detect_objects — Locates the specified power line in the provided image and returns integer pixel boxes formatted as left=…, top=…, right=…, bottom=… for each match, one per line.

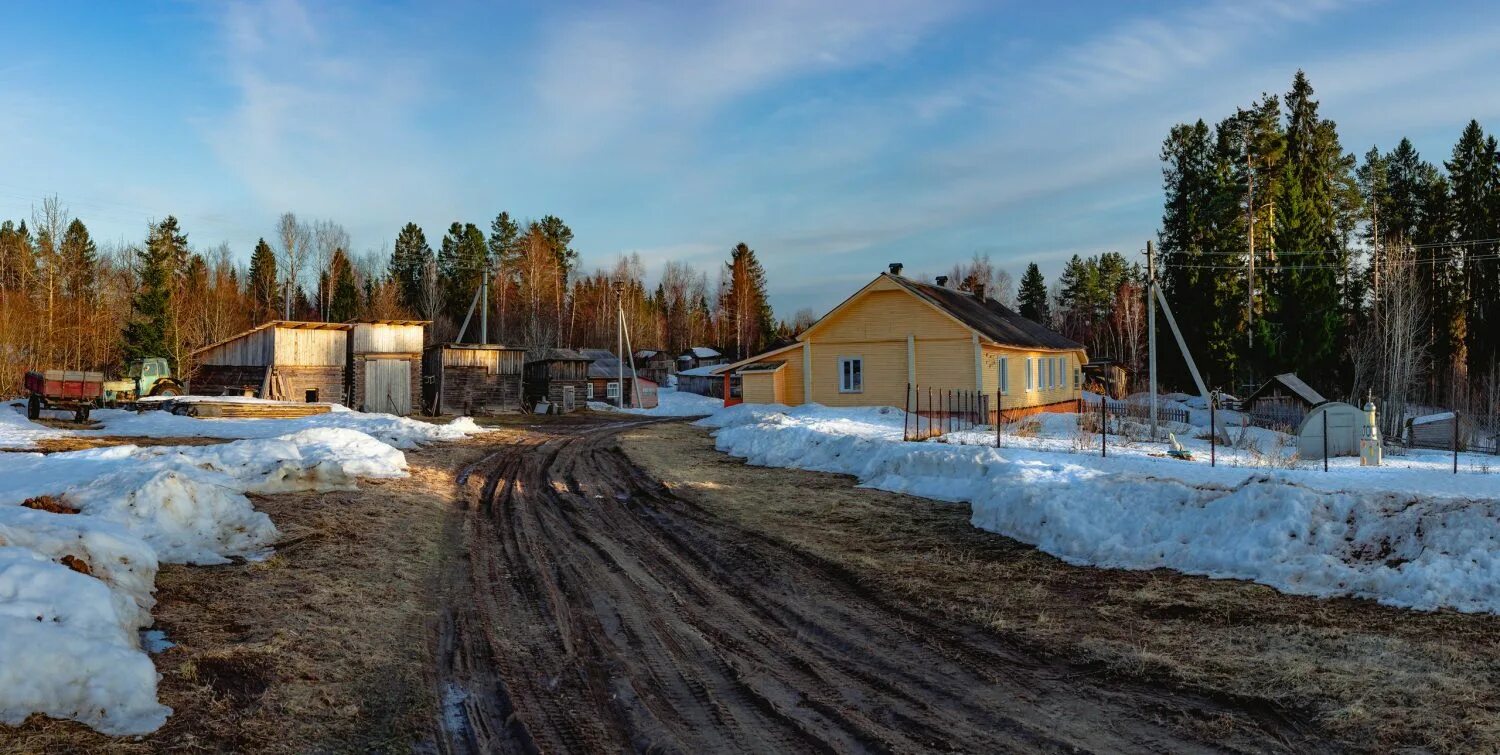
left=1177, top=236, right=1500, bottom=257
left=1164, top=252, right=1500, bottom=271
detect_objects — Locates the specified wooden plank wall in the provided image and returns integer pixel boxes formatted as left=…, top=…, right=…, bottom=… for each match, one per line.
left=274, top=328, right=348, bottom=366
left=197, top=328, right=274, bottom=366
left=352, top=324, right=425, bottom=354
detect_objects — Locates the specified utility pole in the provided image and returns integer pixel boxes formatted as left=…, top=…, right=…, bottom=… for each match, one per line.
left=1246, top=149, right=1255, bottom=350
left=480, top=254, right=490, bottom=346
left=616, top=284, right=625, bottom=407
left=1147, top=239, right=1158, bottom=440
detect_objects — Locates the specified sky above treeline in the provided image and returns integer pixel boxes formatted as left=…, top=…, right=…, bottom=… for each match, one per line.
left=5, top=0, right=1500, bottom=316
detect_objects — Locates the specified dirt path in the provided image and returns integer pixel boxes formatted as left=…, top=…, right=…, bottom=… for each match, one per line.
left=437, top=417, right=1318, bottom=754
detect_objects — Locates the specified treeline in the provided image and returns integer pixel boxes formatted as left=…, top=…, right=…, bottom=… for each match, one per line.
left=0, top=201, right=786, bottom=395
left=1152, top=70, right=1500, bottom=419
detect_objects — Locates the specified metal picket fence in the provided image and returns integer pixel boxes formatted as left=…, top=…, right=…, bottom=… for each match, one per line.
left=903, top=384, right=989, bottom=441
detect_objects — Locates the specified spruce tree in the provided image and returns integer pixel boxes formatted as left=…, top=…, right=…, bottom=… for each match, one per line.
left=1265, top=71, right=1351, bottom=388
left=1447, top=121, right=1500, bottom=382
left=248, top=238, right=280, bottom=324
left=439, top=222, right=489, bottom=324
left=1017, top=262, right=1049, bottom=324
left=724, top=243, right=775, bottom=357
left=327, top=247, right=360, bottom=322
left=59, top=219, right=96, bottom=297
left=390, top=223, right=432, bottom=314
left=122, top=217, right=185, bottom=366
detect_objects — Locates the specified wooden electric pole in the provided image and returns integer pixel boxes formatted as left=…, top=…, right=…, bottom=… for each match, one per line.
left=1147, top=239, right=1158, bottom=439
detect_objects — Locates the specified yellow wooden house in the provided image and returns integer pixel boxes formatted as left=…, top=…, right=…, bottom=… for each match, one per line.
left=716, top=265, right=1087, bottom=418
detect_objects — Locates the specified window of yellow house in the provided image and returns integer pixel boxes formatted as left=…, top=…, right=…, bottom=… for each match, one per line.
left=839, top=357, right=863, bottom=393
left=999, top=356, right=1009, bottom=394
left=1025, top=357, right=1033, bottom=390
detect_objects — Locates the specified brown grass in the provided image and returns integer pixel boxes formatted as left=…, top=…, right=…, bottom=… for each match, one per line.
left=0, top=439, right=490, bottom=754
left=621, top=422, right=1500, bottom=753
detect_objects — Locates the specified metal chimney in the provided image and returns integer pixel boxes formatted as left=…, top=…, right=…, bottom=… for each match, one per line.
left=888, top=263, right=903, bottom=276
left=935, top=275, right=948, bottom=287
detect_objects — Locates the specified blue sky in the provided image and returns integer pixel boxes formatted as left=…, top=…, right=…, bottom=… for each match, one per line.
left=5, top=0, right=1500, bottom=316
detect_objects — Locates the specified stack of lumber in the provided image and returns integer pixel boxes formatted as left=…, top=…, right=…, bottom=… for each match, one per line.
left=168, top=400, right=333, bottom=419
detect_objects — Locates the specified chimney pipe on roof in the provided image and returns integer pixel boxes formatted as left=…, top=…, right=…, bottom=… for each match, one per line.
left=888, top=262, right=903, bottom=276
left=935, top=275, right=949, bottom=287
left=974, top=282, right=986, bottom=300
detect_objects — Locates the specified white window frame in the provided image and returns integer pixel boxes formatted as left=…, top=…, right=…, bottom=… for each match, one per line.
left=1047, top=357, right=1055, bottom=389
left=606, top=382, right=620, bottom=399
left=838, top=356, right=863, bottom=393
left=1025, top=358, right=1033, bottom=391
left=586, top=382, right=595, bottom=400
left=1073, top=365, right=1081, bottom=389
left=999, top=357, right=1009, bottom=395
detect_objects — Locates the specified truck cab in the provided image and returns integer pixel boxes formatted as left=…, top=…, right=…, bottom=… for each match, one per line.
left=103, top=357, right=183, bottom=404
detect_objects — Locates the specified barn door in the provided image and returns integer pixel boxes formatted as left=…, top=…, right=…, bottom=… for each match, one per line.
left=367, top=359, right=411, bottom=415
left=562, top=385, right=576, bottom=412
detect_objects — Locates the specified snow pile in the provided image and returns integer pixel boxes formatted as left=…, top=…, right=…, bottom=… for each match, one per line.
left=83, top=406, right=486, bottom=449
left=703, top=404, right=1500, bottom=614
left=0, top=402, right=70, bottom=449
left=0, top=548, right=170, bottom=734
left=602, top=387, right=724, bottom=417
left=0, top=425, right=420, bottom=734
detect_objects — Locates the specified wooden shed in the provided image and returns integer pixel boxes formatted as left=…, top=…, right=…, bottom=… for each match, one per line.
left=1406, top=411, right=1480, bottom=451
left=191, top=321, right=351, bottom=403
left=523, top=349, right=593, bottom=413
left=347, top=320, right=427, bottom=415
left=1243, top=373, right=1327, bottom=429
left=423, top=343, right=526, bottom=416
left=633, top=349, right=675, bottom=386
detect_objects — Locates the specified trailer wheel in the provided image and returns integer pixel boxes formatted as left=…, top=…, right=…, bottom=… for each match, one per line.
left=27, top=394, right=40, bottom=420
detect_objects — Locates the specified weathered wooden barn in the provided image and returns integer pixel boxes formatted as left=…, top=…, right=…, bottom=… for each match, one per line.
left=581, top=348, right=658, bottom=408
left=1406, top=411, right=1480, bottom=451
left=678, top=346, right=727, bottom=372
left=347, top=320, right=427, bottom=415
left=191, top=321, right=351, bottom=403
left=523, top=349, right=593, bottom=413
left=423, top=343, right=526, bottom=415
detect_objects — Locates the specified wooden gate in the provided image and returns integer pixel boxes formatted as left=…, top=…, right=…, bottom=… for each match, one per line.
left=366, top=359, right=411, bottom=415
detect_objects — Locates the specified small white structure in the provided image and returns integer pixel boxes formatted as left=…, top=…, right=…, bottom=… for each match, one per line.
left=1360, top=400, right=1383, bottom=466
left=1297, top=401, right=1363, bottom=459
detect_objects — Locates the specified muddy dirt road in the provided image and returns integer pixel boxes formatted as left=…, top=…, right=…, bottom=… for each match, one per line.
left=436, top=417, right=1315, bottom=754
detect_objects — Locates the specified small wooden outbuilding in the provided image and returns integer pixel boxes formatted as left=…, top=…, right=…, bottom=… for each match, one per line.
left=633, top=349, right=675, bottom=385
left=523, top=349, right=593, bottom=413
left=423, top=343, right=526, bottom=416
left=676, top=365, right=727, bottom=398
left=677, top=346, right=727, bottom=372
left=1297, top=402, right=1363, bottom=459
left=347, top=320, right=427, bottom=415
left=1406, top=411, right=1479, bottom=451
left=191, top=321, right=351, bottom=403
left=1243, top=373, right=1327, bottom=428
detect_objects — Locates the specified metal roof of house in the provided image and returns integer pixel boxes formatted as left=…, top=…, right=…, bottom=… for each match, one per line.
left=1245, top=373, right=1327, bottom=407
left=682, top=346, right=722, bottom=358
left=527, top=348, right=593, bottom=363
left=580, top=349, right=638, bottom=379
left=678, top=365, right=721, bottom=377
left=884, top=275, right=1084, bottom=351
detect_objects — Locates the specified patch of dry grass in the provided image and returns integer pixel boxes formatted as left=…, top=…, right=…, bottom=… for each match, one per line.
left=622, top=422, right=1500, bottom=753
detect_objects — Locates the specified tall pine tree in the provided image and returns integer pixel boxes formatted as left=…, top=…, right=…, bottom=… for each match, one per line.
left=1447, top=120, right=1500, bottom=384
left=389, top=223, right=433, bottom=315
left=248, top=238, right=280, bottom=325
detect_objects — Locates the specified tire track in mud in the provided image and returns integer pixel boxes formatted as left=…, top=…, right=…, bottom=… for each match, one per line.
left=435, top=418, right=1321, bottom=754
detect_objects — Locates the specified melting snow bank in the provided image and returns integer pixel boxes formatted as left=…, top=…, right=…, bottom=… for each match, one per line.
left=593, top=387, right=724, bottom=417
left=0, top=402, right=70, bottom=449
left=82, top=404, right=486, bottom=450
left=0, top=420, right=463, bottom=735
left=701, top=404, right=1500, bottom=614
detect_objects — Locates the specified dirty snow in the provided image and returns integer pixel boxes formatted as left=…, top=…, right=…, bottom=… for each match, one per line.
left=701, top=402, right=1500, bottom=615
left=0, top=406, right=484, bottom=735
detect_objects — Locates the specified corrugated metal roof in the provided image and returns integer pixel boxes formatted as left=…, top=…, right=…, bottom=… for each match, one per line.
left=885, top=275, right=1084, bottom=351
left=580, top=349, right=638, bottom=379
left=528, top=348, right=593, bottom=363
left=682, top=346, right=722, bottom=358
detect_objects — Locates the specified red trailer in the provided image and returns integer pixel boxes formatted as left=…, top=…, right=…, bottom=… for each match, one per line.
left=24, top=370, right=104, bottom=422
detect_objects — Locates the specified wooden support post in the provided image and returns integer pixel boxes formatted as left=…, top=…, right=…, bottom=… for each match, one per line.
left=1323, top=410, right=1329, bottom=472
left=1210, top=392, right=1216, bottom=467
left=1101, top=397, right=1107, bottom=458
left=995, top=391, right=1002, bottom=447
left=1454, top=411, right=1460, bottom=474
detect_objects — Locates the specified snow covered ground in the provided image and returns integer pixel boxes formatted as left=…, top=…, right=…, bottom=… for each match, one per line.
left=699, top=402, right=1500, bottom=615
left=0, top=403, right=487, bottom=735
left=592, top=386, right=723, bottom=417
